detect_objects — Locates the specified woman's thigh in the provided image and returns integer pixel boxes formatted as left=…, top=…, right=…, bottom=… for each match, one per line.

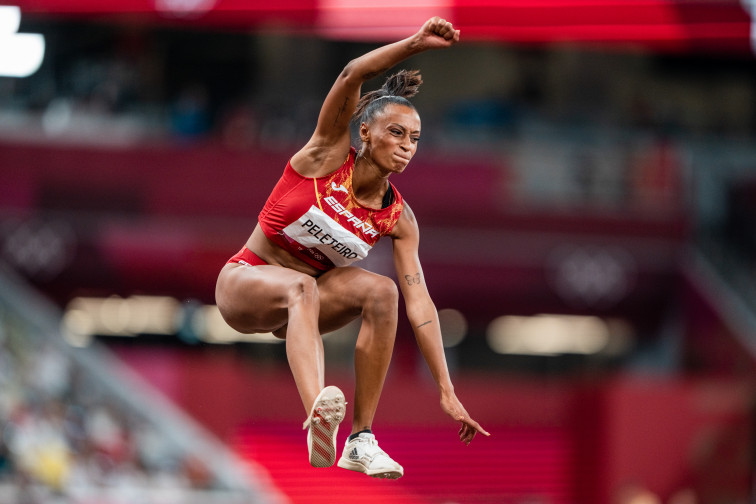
left=215, top=263, right=315, bottom=334
left=216, top=264, right=397, bottom=337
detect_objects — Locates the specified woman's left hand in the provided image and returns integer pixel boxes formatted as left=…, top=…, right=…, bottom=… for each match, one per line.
left=440, top=392, right=490, bottom=445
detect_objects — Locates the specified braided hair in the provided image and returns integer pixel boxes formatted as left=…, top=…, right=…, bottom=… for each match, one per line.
left=352, top=69, right=423, bottom=126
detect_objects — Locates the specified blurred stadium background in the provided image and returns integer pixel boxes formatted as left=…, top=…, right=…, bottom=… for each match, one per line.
left=1, top=1, right=755, bottom=503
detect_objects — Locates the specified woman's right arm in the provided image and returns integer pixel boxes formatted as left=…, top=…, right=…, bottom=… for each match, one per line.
left=290, top=17, right=460, bottom=178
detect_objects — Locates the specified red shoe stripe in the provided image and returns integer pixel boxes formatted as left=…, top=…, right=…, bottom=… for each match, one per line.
left=312, top=422, right=333, bottom=445
left=313, top=438, right=333, bottom=460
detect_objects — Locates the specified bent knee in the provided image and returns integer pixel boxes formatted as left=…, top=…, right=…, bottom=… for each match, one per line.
left=372, top=275, right=399, bottom=302
left=287, top=275, right=320, bottom=308
left=362, top=275, right=399, bottom=316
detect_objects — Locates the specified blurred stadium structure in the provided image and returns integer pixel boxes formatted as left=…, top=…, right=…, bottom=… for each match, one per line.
left=0, top=263, right=285, bottom=503
left=0, top=1, right=755, bottom=503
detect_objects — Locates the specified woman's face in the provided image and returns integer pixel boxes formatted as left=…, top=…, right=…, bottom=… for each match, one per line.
left=361, top=103, right=421, bottom=174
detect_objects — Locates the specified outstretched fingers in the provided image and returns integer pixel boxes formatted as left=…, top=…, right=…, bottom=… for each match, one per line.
left=457, top=415, right=490, bottom=446
left=441, top=393, right=489, bottom=445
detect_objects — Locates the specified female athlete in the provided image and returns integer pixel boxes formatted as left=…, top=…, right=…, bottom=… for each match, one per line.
left=216, top=16, right=489, bottom=479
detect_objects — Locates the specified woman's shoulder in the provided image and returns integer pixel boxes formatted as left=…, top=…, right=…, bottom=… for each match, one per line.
left=388, top=199, right=418, bottom=241
left=289, top=138, right=354, bottom=178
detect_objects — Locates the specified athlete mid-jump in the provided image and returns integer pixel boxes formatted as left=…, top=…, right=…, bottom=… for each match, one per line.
left=215, top=17, right=489, bottom=479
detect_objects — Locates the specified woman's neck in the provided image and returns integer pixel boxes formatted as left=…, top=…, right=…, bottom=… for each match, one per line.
left=353, top=151, right=391, bottom=209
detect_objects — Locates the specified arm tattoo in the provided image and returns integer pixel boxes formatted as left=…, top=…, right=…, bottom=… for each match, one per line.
left=416, top=320, right=432, bottom=329
left=332, top=97, right=349, bottom=127
left=404, top=273, right=421, bottom=286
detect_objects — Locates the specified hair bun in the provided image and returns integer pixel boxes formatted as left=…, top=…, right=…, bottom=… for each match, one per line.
left=382, top=69, right=422, bottom=99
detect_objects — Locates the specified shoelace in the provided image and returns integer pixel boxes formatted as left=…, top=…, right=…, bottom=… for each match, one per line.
left=356, top=436, right=388, bottom=457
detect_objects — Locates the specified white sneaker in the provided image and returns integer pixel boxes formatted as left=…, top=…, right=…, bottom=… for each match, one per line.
left=337, top=432, right=404, bottom=479
left=303, top=386, right=346, bottom=468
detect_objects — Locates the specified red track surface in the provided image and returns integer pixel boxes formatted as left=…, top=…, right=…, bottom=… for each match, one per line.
left=232, top=422, right=574, bottom=504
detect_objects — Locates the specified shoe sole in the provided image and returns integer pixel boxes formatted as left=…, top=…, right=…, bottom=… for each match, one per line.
left=337, top=458, right=404, bottom=479
left=305, top=386, right=346, bottom=468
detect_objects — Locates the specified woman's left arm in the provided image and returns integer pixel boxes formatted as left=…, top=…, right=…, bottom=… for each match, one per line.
left=391, top=204, right=490, bottom=445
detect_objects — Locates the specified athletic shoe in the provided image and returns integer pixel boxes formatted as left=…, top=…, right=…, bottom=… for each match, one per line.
left=337, top=432, right=404, bottom=479
left=302, top=385, right=346, bottom=468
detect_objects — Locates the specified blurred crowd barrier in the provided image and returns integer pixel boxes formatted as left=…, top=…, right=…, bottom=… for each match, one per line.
left=0, top=264, right=283, bottom=504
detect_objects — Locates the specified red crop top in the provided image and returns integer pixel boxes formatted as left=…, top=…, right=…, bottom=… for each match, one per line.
left=258, top=147, right=404, bottom=271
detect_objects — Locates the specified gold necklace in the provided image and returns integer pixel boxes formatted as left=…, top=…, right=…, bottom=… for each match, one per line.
left=357, top=150, right=381, bottom=174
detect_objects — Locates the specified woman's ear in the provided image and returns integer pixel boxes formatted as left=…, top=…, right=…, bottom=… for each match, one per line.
left=359, top=122, right=370, bottom=143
